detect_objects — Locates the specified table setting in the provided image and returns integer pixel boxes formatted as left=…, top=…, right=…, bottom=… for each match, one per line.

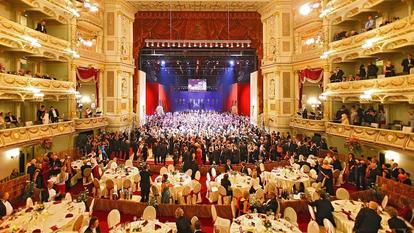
left=109, top=220, right=174, bottom=233
left=215, top=172, right=253, bottom=193
left=262, top=167, right=310, bottom=193
left=101, top=165, right=139, bottom=189
left=154, top=172, right=192, bottom=200
left=230, top=213, right=301, bottom=233
left=0, top=200, right=85, bottom=233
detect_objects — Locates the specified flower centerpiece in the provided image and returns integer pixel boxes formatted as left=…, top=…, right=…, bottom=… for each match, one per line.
left=344, top=137, right=362, bottom=155
left=249, top=196, right=262, bottom=211
left=77, top=188, right=89, bottom=204
left=262, top=218, right=272, bottom=231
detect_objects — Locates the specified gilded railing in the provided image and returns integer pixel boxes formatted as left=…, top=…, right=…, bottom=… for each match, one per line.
left=74, top=117, right=108, bottom=131
left=0, top=73, right=75, bottom=93
left=290, top=118, right=326, bottom=132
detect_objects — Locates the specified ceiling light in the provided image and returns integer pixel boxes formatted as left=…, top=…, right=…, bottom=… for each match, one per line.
left=299, top=3, right=312, bottom=16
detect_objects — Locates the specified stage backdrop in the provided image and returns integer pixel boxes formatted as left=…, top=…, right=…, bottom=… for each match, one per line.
left=133, top=11, right=263, bottom=114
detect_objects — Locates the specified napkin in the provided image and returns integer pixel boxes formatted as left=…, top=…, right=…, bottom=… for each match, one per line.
left=142, top=220, right=148, bottom=227
left=350, top=200, right=356, bottom=205
left=26, top=207, right=33, bottom=212
left=53, top=201, right=61, bottom=205
left=50, top=225, right=58, bottom=231
left=32, top=229, right=41, bottom=233
left=65, top=213, right=74, bottom=218
left=246, top=214, right=253, bottom=220
left=167, top=230, right=173, bottom=233
left=154, top=224, right=161, bottom=230
left=341, top=209, right=354, bottom=221
left=234, top=220, right=241, bottom=225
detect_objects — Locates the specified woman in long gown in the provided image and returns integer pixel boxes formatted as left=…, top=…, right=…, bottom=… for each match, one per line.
left=161, top=174, right=172, bottom=204
left=318, top=160, right=334, bottom=195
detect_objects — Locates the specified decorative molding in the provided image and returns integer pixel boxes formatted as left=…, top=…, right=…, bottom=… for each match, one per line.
left=326, top=122, right=414, bottom=151
left=289, top=118, right=326, bottom=132
left=74, top=117, right=108, bottom=131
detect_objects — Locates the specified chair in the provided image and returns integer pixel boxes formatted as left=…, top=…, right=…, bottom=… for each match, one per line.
left=323, top=218, right=335, bottom=233
left=336, top=188, right=350, bottom=200
left=125, top=160, right=133, bottom=167
left=307, top=220, right=320, bottom=233
left=122, top=179, right=132, bottom=200
left=284, top=207, right=298, bottom=226
left=308, top=205, right=316, bottom=221
left=107, top=209, right=121, bottom=229
left=65, top=192, right=72, bottom=202
left=150, top=185, right=161, bottom=203
left=381, top=195, right=388, bottom=209
left=167, top=164, right=175, bottom=172
left=180, top=185, right=192, bottom=205
left=133, top=173, right=141, bottom=192
left=217, top=185, right=229, bottom=205
left=110, top=161, right=118, bottom=170
left=104, top=179, right=116, bottom=200
left=232, top=188, right=243, bottom=202
left=333, top=169, right=340, bottom=186
left=195, top=171, right=201, bottom=181
left=26, top=197, right=33, bottom=208
left=83, top=168, right=93, bottom=186
left=211, top=205, right=231, bottom=233
left=211, top=167, right=217, bottom=178
left=230, top=199, right=237, bottom=218
left=309, top=169, right=317, bottom=179
left=160, top=167, right=168, bottom=176
left=185, top=169, right=192, bottom=178
left=255, top=188, right=264, bottom=203
left=311, top=191, right=320, bottom=202
left=191, top=216, right=199, bottom=226
left=259, top=163, right=265, bottom=172
left=89, top=198, right=95, bottom=216
left=142, top=206, right=156, bottom=220
left=71, top=215, right=84, bottom=232
left=247, top=168, right=252, bottom=176
left=192, top=181, right=202, bottom=204
left=92, top=178, right=103, bottom=198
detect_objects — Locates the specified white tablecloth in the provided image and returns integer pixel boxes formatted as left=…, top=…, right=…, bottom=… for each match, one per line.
left=109, top=220, right=175, bottom=233
left=332, top=200, right=412, bottom=233
left=71, top=160, right=85, bottom=171
left=230, top=213, right=301, bottom=233
left=215, top=172, right=253, bottom=193
left=262, top=167, right=310, bottom=193
left=154, top=172, right=192, bottom=200
left=101, top=167, right=139, bottom=190
left=0, top=200, right=85, bottom=233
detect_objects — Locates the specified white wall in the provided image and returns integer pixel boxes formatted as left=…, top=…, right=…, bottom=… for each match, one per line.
left=250, top=71, right=258, bottom=125
left=138, top=70, right=146, bottom=126
left=0, top=148, right=20, bottom=180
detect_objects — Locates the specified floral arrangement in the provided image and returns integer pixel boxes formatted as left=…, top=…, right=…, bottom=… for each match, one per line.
left=76, top=188, right=89, bottom=203
left=41, top=138, right=53, bottom=150
left=344, top=137, right=362, bottom=155
left=263, top=219, right=272, bottom=229
left=249, top=196, right=262, bottom=210
left=148, top=197, right=158, bottom=209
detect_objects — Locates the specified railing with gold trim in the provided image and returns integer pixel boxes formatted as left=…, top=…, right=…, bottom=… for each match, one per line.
left=290, top=118, right=326, bottom=132
left=74, top=117, right=108, bottom=131
left=12, top=0, right=74, bottom=24
left=326, top=122, right=414, bottom=151
left=0, top=121, right=75, bottom=148
left=0, top=73, right=76, bottom=94
left=0, top=16, right=72, bottom=61
left=327, top=15, right=414, bottom=60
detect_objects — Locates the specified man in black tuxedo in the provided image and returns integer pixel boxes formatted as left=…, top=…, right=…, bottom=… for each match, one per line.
left=310, top=192, right=336, bottom=227
left=4, top=112, right=18, bottom=127
left=240, top=162, right=249, bottom=175
left=140, top=165, right=151, bottom=202
left=224, top=159, right=233, bottom=172
left=220, top=173, right=232, bottom=196
left=391, top=163, right=399, bottom=180
left=0, top=192, right=13, bottom=218
left=49, top=106, right=59, bottom=123
left=387, top=207, right=410, bottom=233
left=84, top=216, right=101, bottom=233
left=159, top=140, right=168, bottom=165
left=260, top=192, right=278, bottom=214
left=401, top=54, right=414, bottom=74
left=175, top=208, right=192, bottom=233
left=153, top=141, right=160, bottom=164
left=35, top=20, right=47, bottom=33
left=193, top=220, right=205, bottom=233
left=353, top=201, right=382, bottom=233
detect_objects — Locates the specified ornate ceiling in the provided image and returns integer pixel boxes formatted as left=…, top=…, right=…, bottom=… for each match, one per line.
left=127, top=0, right=272, bottom=11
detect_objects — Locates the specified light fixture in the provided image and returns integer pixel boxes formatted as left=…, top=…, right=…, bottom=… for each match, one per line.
left=385, top=150, right=400, bottom=163
left=319, top=8, right=332, bottom=18
left=79, top=36, right=96, bottom=47
left=5, top=148, right=19, bottom=160
left=69, top=8, right=80, bottom=17
left=83, top=0, right=99, bottom=13
left=66, top=48, right=80, bottom=58
left=307, top=96, right=321, bottom=107
left=299, top=1, right=321, bottom=16
left=80, top=95, right=91, bottom=104
left=362, top=38, right=380, bottom=49
left=22, top=35, right=41, bottom=48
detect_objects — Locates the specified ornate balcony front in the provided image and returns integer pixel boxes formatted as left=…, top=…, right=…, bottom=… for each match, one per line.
left=0, top=73, right=76, bottom=100
left=0, top=121, right=75, bottom=149
left=0, top=16, right=72, bottom=62
left=326, top=122, right=414, bottom=151
left=290, top=118, right=326, bottom=132
left=74, top=117, right=108, bottom=131
left=328, top=15, right=414, bottom=62
left=325, top=74, right=414, bottom=103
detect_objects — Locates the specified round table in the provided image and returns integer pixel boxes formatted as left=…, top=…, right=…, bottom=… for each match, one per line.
left=101, top=167, right=139, bottom=190
left=109, top=220, right=174, bottom=233
left=215, top=172, right=253, bottom=193
left=332, top=200, right=413, bottom=233
left=0, top=200, right=85, bottom=233
left=262, top=167, right=310, bottom=193
left=230, top=213, right=301, bottom=233
left=154, top=172, right=192, bottom=200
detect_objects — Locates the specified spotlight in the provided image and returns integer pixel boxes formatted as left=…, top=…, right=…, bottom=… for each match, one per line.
left=229, top=60, right=235, bottom=66
left=161, top=60, right=166, bottom=66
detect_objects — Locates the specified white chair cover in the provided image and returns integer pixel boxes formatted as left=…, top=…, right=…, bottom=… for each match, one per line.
left=382, top=195, right=389, bottom=209
left=284, top=207, right=298, bottom=226
left=336, top=188, right=350, bottom=200
left=307, top=220, right=320, bottom=233
left=65, top=192, right=72, bottom=202
left=323, top=218, right=336, bottom=233
left=26, top=197, right=33, bottom=208
left=142, top=206, right=156, bottom=220
left=107, top=209, right=121, bottom=229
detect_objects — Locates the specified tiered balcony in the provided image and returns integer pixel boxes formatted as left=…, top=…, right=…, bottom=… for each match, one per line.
left=0, top=16, right=72, bottom=62
left=0, top=121, right=75, bottom=148
left=326, top=122, right=414, bottom=151
left=327, top=15, right=414, bottom=62
left=326, top=0, right=394, bottom=25
left=74, top=117, right=108, bottom=131
left=289, top=118, right=326, bottom=132
left=0, top=73, right=76, bottom=100
left=324, top=74, right=414, bottom=102
left=9, top=0, right=74, bottom=24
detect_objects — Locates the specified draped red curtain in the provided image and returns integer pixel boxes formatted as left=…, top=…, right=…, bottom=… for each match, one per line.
left=76, top=67, right=100, bottom=107
left=298, top=68, right=323, bottom=109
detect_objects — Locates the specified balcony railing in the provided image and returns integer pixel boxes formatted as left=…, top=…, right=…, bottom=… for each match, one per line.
left=326, top=122, right=414, bottom=151
left=0, top=16, right=72, bottom=62
left=327, top=15, right=414, bottom=61
left=74, top=117, right=108, bottom=131
left=290, top=118, right=326, bottom=132
left=0, top=73, right=76, bottom=95
left=0, top=121, right=75, bottom=148
left=325, top=74, right=414, bottom=101
left=10, top=0, right=74, bottom=24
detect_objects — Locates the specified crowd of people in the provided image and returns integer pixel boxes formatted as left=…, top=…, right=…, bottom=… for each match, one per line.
left=335, top=104, right=388, bottom=127
left=0, top=63, right=59, bottom=80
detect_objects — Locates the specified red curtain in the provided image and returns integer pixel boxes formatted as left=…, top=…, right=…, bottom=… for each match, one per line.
left=298, top=68, right=323, bottom=109
left=76, top=67, right=100, bottom=107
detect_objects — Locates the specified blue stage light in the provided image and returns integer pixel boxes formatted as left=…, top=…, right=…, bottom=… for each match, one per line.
left=161, top=60, right=166, bottom=66
left=229, top=60, right=235, bottom=66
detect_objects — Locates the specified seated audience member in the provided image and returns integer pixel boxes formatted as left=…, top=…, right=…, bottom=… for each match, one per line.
left=175, top=208, right=192, bottom=233
left=224, top=159, right=233, bottom=172
left=364, top=16, right=375, bottom=31
left=0, top=112, right=4, bottom=129
left=310, top=192, right=335, bottom=227
left=329, top=67, right=344, bottom=83
left=401, top=54, right=414, bottom=74
left=193, top=220, right=204, bottom=233
left=353, top=201, right=382, bottom=233
left=387, top=207, right=411, bottom=233
left=35, top=20, right=47, bottom=33
left=221, top=173, right=232, bottom=196
left=238, top=191, right=251, bottom=216
left=17, top=69, right=25, bottom=76
left=0, top=63, right=5, bottom=73
left=0, top=192, right=13, bottom=218
left=359, top=64, right=367, bottom=79
left=37, top=105, right=46, bottom=124
left=391, top=163, right=400, bottom=180
left=260, top=191, right=278, bottom=214
left=398, top=199, right=413, bottom=222
left=4, top=112, right=18, bottom=128
left=49, top=106, right=59, bottom=123
left=341, top=113, right=350, bottom=125
left=84, top=216, right=101, bottom=233
left=9, top=169, right=19, bottom=179
left=367, top=62, right=379, bottom=79
left=402, top=173, right=412, bottom=186
left=240, top=162, right=249, bottom=175
left=384, top=61, right=396, bottom=77
left=42, top=181, right=57, bottom=202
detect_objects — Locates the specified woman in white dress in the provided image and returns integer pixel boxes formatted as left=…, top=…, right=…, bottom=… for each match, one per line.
left=42, top=108, right=49, bottom=124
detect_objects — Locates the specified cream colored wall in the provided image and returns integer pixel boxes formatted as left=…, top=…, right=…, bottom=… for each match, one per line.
left=44, top=62, right=68, bottom=81
left=0, top=148, right=21, bottom=180
left=78, top=82, right=98, bottom=109
left=388, top=103, right=412, bottom=125
left=0, top=1, right=15, bottom=21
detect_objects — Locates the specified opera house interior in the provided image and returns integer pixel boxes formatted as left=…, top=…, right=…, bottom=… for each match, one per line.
left=0, top=0, right=414, bottom=232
